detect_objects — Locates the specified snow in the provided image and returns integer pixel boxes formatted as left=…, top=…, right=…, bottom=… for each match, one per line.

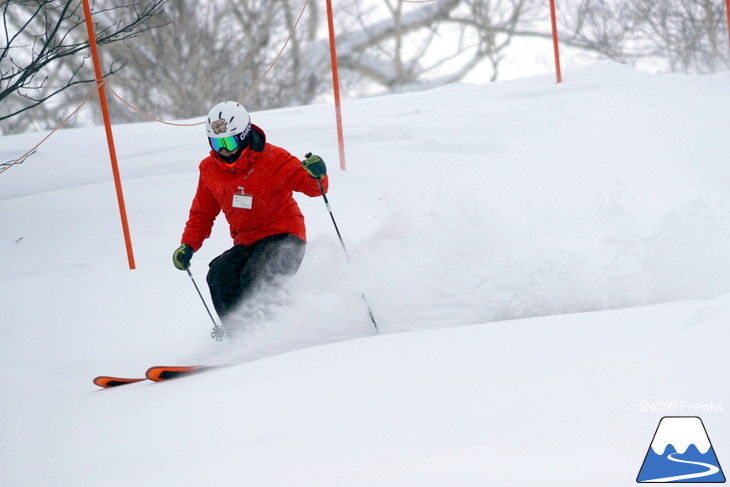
left=651, top=417, right=712, bottom=455
left=1, top=62, right=730, bottom=485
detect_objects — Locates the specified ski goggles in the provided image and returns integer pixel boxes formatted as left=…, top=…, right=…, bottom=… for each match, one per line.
left=209, top=135, right=239, bottom=153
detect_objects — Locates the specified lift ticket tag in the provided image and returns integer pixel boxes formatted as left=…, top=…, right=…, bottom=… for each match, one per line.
left=232, top=187, right=253, bottom=209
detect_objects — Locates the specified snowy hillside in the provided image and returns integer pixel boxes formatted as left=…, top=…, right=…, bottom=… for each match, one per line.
left=1, top=62, right=729, bottom=486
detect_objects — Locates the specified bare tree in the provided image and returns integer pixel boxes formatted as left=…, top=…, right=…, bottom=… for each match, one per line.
left=102, top=0, right=540, bottom=124
left=0, top=0, right=166, bottom=133
left=559, top=0, right=730, bottom=74
left=101, top=0, right=321, bottom=123
left=6, top=0, right=727, bottom=134
left=633, top=0, right=730, bottom=73
left=323, top=0, right=540, bottom=92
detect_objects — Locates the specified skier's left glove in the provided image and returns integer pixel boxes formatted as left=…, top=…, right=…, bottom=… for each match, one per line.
left=302, top=153, right=326, bottom=180
left=172, top=243, right=194, bottom=270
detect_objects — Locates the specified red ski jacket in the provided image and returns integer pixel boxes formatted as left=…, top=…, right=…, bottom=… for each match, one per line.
left=181, top=125, right=328, bottom=250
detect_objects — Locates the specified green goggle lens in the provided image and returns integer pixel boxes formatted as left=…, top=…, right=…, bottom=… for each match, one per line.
left=209, top=135, right=239, bottom=152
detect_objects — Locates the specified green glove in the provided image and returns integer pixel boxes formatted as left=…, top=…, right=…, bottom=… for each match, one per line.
left=172, top=243, right=194, bottom=270
left=302, top=153, right=327, bottom=180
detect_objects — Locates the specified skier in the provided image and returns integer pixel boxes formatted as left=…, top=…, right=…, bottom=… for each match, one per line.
left=172, top=101, right=328, bottom=337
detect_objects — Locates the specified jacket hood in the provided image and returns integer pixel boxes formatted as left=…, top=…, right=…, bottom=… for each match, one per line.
left=210, top=124, right=266, bottom=172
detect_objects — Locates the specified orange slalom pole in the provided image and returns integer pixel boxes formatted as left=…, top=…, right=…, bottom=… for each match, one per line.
left=726, top=0, right=730, bottom=51
left=82, top=0, right=136, bottom=269
left=325, top=0, right=347, bottom=171
left=549, top=0, right=562, bottom=83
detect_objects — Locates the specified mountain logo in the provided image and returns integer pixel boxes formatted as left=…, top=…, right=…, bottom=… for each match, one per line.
left=637, top=416, right=725, bottom=483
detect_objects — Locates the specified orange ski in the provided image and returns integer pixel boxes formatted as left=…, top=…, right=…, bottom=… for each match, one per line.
left=145, top=365, right=215, bottom=382
left=93, top=376, right=146, bottom=388
left=94, top=364, right=221, bottom=388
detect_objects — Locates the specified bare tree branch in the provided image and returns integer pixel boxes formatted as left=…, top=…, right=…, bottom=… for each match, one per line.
left=0, top=0, right=166, bottom=129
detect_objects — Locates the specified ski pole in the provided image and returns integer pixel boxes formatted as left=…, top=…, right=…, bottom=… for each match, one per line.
left=186, top=268, right=227, bottom=341
left=316, top=177, right=379, bottom=333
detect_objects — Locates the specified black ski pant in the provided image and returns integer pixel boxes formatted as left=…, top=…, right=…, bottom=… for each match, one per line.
left=206, top=234, right=305, bottom=324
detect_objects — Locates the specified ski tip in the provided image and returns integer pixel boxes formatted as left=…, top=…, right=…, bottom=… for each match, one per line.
left=93, top=376, right=146, bottom=388
left=145, top=365, right=208, bottom=382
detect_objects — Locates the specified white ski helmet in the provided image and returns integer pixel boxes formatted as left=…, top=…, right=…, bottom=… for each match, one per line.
left=205, top=101, right=251, bottom=140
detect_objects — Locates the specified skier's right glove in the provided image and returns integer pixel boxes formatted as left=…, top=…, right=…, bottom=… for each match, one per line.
left=302, top=153, right=327, bottom=180
left=172, top=243, right=194, bottom=270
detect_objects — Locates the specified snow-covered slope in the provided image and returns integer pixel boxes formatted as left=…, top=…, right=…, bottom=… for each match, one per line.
left=1, top=63, right=729, bottom=486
